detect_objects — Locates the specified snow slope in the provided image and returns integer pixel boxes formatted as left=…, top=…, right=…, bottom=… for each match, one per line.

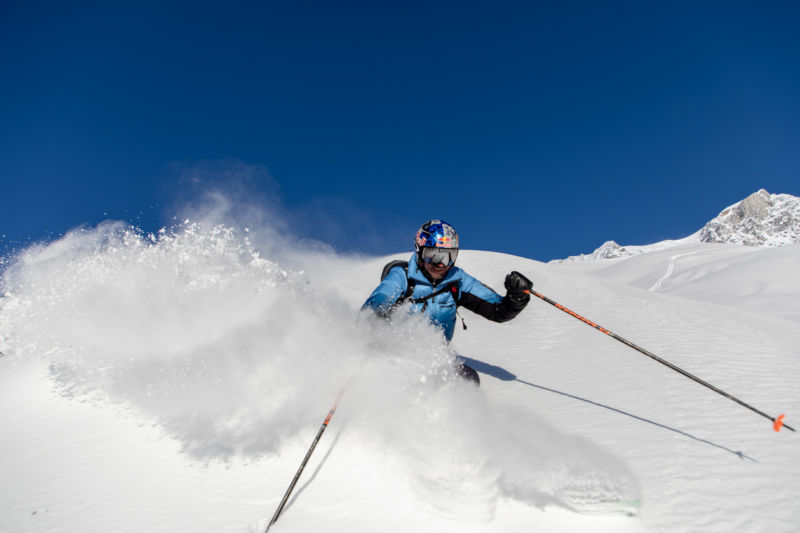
left=557, top=243, right=800, bottom=324
left=1, top=222, right=799, bottom=532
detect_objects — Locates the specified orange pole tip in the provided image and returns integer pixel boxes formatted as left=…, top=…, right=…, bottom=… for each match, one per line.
left=774, top=414, right=786, bottom=432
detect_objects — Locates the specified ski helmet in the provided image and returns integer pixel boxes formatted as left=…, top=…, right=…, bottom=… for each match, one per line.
left=414, top=220, right=459, bottom=267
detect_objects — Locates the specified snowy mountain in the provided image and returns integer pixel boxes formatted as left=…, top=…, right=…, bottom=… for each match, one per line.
left=552, top=237, right=697, bottom=263
left=1, top=222, right=799, bottom=533
left=556, top=240, right=634, bottom=261
left=555, top=189, right=800, bottom=263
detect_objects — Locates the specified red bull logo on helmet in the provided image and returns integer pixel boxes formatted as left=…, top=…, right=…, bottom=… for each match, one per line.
left=435, top=234, right=453, bottom=246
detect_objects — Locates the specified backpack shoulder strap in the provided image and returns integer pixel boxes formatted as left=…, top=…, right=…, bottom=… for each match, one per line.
left=409, top=281, right=459, bottom=305
left=380, top=260, right=415, bottom=304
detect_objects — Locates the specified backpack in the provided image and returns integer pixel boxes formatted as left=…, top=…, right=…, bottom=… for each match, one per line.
left=380, top=260, right=461, bottom=311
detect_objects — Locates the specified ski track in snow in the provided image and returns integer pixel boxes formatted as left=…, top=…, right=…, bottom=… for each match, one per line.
left=648, top=253, right=684, bottom=291
left=1, top=226, right=799, bottom=532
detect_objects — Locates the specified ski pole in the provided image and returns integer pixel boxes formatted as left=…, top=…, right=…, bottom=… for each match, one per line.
left=525, top=289, right=795, bottom=433
left=266, top=388, right=346, bottom=531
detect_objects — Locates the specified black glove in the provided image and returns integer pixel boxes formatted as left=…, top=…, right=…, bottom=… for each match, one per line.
left=505, top=271, right=533, bottom=295
left=504, top=271, right=532, bottom=309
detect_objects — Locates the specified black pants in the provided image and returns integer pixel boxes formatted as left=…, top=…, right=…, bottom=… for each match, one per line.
left=456, top=361, right=480, bottom=386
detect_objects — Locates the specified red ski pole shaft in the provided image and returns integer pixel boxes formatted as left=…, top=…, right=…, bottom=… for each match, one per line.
left=526, top=289, right=795, bottom=433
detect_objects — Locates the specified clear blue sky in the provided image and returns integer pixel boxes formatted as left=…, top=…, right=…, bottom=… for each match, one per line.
left=2, top=2, right=799, bottom=261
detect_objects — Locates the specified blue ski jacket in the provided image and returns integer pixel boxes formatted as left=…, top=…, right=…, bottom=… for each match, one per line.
left=362, top=254, right=525, bottom=341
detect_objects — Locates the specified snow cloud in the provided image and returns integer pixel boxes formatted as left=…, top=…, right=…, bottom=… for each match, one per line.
left=0, top=181, right=638, bottom=514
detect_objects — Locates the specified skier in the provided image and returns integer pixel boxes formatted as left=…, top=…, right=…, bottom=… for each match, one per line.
left=362, top=219, right=533, bottom=385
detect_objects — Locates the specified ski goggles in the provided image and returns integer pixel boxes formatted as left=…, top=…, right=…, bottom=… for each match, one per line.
left=421, top=246, right=458, bottom=266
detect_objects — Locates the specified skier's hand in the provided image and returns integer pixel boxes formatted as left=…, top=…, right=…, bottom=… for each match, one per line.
left=504, top=271, right=533, bottom=296
left=500, top=270, right=533, bottom=314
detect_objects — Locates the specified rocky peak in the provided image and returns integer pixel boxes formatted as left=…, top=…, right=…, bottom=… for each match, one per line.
left=553, top=240, right=642, bottom=263
left=699, top=189, right=800, bottom=246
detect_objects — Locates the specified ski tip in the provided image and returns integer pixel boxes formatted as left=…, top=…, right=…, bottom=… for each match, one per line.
left=773, top=414, right=786, bottom=432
